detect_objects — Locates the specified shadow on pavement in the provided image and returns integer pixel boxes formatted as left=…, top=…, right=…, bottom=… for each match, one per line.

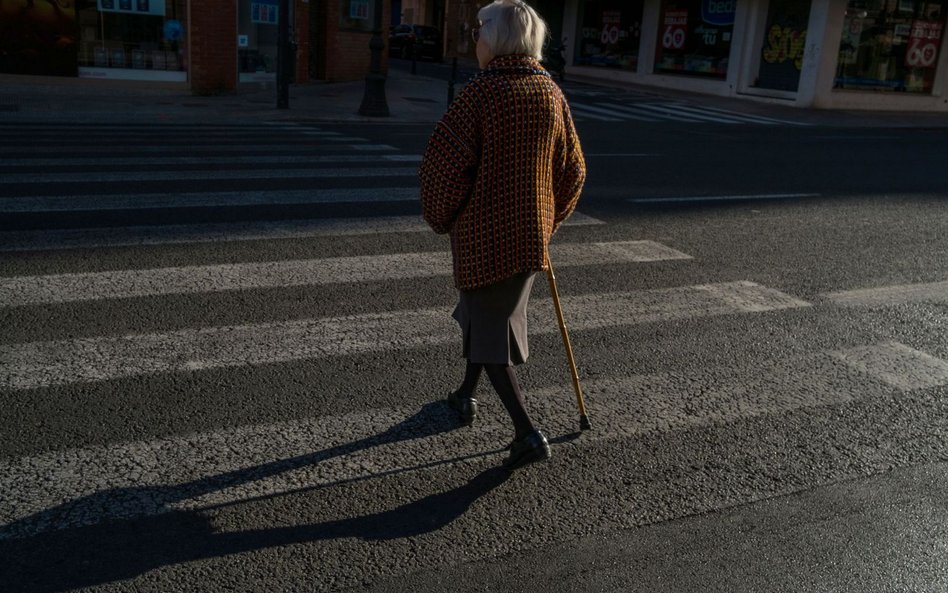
left=0, top=401, right=510, bottom=592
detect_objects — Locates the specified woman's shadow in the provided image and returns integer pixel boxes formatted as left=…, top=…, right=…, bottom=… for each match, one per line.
left=0, top=401, right=511, bottom=593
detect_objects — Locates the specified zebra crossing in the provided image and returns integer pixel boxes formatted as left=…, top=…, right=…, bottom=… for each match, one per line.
left=562, top=87, right=807, bottom=125
left=1, top=121, right=947, bottom=590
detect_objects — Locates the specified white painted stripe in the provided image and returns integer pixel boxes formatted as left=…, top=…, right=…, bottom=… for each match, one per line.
left=0, top=281, right=810, bottom=390
left=573, top=102, right=660, bottom=123
left=0, top=167, right=418, bottom=184
left=580, top=103, right=663, bottom=123
left=0, top=144, right=399, bottom=154
left=695, top=105, right=810, bottom=126
left=628, top=103, right=747, bottom=124
left=0, top=188, right=420, bottom=213
left=0, top=155, right=423, bottom=166
left=0, top=346, right=880, bottom=540
left=829, top=342, right=948, bottom=391
left=0, top=212, right=606, bottom=252
left=585, top=153, right=660, bottom=158
left=655, top=103, right=770, bottom=125
left=822, top=280, right=948, bottom=306
left=566, top=102, right=625, bottom=121
left=629, top=193, right=821, bottom=204
left=0, top=241, right=689, bottom=306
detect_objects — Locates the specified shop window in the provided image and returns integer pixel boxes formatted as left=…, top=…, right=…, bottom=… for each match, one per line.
left=76, top=0, right=186, bottom=72
left=339, top=0, right=379, bottom=31
left=239, top=0, right=284, bottom=79
left=755, top=0, right=810, bottom=91
left=836, top=0, right=946, bottom=93
left=654, top=0, right=737, bottom=79
left=576, top=0, right=644, bottom=70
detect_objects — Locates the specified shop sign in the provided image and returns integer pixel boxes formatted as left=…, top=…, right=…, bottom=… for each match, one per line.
left=601, top=10, right=622, bottom=45
left=97, top=0, right=166, bottom=17
left=701, top=0, right=735, bottom=26
left=906, top=20, right=943, bottom=68
left=163, top=20, right=183, bottom=42
left=252, top=0, right=280, bottom=24
left=662, top=9, right=688, bottom=49
left=762, top=25, right=806, bottom=70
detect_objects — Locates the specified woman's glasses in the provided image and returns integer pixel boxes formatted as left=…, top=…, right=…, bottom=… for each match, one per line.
left=471, top=27, right=480, bottom=42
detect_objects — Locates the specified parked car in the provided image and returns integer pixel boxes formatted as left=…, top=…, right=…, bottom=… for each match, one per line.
left=388, top=24, right=442, bottom=61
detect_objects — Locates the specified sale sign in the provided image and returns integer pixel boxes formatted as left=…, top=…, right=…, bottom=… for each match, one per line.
left=663, top=9, right=688, bottom=50
left=906, top=20, right=944, bottom=68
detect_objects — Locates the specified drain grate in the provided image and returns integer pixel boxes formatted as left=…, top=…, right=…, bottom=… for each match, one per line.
left=0, top=104, right=19, bottom=112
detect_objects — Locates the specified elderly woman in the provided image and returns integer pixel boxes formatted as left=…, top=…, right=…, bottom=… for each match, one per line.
left=419, top=0, right=586, bottom=470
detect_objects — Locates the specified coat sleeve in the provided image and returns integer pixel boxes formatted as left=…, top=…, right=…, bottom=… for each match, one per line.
left=551, top=97, right=586, bottom=232
left=419, top=85, right=482, bottom=234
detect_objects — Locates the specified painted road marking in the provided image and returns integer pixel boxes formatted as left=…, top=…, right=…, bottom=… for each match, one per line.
left=0, top=168, right=419, bottom=184
left=0, top=187, right=421, bottom=213
left=0, top=144, right=400, bottom=155
left=0, top=155, right=423, bottom=167
left=822, top=280, right=948, bottom=306
left=0, top=241, right=689, bottom=306
left=0, top=281, right=809, bottom=390
left=628, top=193, right=821, bottom=204
left=0, top=213, right=606, bottom=252
left=0, top=343, right=924, bottom=541
left=829, top=342, right=948, bottom=391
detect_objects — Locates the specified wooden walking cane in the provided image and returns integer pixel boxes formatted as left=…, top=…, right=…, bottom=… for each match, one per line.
left=545, top=253, right=592, bottom=431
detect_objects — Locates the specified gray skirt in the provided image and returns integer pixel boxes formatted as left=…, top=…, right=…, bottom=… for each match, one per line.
left=452, top=271, right=538, bottom=366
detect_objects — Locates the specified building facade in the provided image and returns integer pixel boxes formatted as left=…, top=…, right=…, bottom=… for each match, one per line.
left=0, top=0, right=390, bottom=92
left=557, top=0, right=948, bottom=111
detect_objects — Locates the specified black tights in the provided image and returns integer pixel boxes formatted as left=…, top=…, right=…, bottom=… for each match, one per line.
left=456, top=360, right=535, bottom=439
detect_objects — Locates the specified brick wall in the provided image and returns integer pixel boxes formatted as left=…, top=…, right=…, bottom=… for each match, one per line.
left=312, top=0, right=391, bottom=81
left=296, top=0, right=311, bottom=82
left=189, top=0, right=237, bottom=94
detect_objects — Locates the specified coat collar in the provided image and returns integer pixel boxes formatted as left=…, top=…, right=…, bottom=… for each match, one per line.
left=483, top=54, right=549, bottom=76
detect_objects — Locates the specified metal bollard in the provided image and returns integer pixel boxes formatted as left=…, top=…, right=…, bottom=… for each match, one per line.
left=411, top=43, right=417, bottom=75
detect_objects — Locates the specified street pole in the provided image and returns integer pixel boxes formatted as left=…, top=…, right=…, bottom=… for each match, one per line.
left=277, top=0, right=290, bottom=109
left=447, top=57, right=457, bottom=105
left=358, top=0, right=390, bottom=116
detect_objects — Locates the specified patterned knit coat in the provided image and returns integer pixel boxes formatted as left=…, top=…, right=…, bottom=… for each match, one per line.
left=419, top=54, right=586, bottom=290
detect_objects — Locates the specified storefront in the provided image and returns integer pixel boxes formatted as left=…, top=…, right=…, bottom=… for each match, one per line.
left=576, top=0, right=644, bottom=70
left=561, top=0, right=948, bottom=110
left=835, top=0, right=946, bottom=94
left=77, top=0, right=188, bottom=81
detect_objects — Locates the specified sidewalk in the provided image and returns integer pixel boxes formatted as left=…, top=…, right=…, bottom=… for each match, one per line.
left=4, top=66, right=948, bottom=127
left=0, top=68, right=453, bottom=125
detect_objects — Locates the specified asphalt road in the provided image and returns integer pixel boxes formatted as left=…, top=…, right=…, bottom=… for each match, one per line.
left=1, top=113, right=947, bottom=592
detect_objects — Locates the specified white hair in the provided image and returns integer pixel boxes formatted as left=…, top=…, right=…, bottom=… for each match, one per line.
left=476, top=0, right=548, bottom=60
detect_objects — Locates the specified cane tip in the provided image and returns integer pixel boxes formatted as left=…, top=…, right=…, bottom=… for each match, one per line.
left=580, top=415, right=592, bottom=431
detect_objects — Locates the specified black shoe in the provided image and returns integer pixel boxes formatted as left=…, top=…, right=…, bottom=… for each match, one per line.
left=447, top=391, right=478, bottom=425
left=504, top=430, right=551, bottom=470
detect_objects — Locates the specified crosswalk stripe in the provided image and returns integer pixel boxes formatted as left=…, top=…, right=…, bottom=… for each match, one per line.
left=0, top=281, right=810, bottom=390
left=0, top=188, right=420, bottom=213
left=0, top=155, right=424, bottom=167
left=4, top=338, right=941, bottom=540
left=568, top=102, right=634, bottom=122
left=0, top=212, right=606, bottom=252
left=822, top=280, right=948, bottom=306
left=695, top=104, right=809, bottom=126
left=0, top=241, right=690, bottom=306
left=629, top=193, right=821, bottom=204
left=625, top=102, right=750, bottom=124
left=0, top=167, right=419, bottom=184
left=0, top=144, right=399, bottom=155
left=633, top=102, right=757, bottom=124
left=829, top=342, right=948, bottom=391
